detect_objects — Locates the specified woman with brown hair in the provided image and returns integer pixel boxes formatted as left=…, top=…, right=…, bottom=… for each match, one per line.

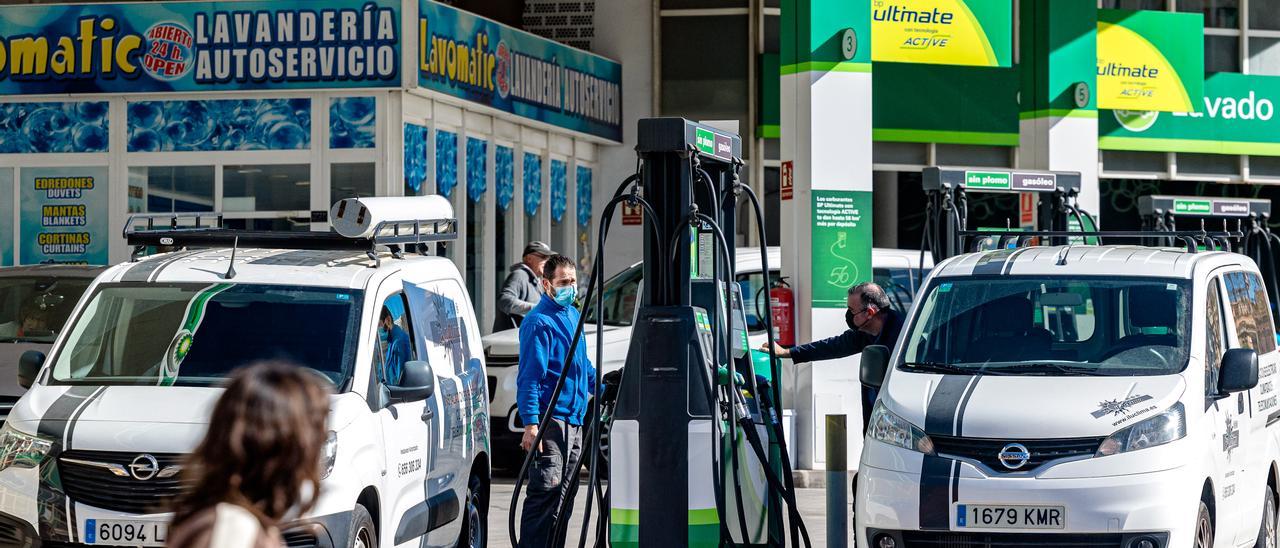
left=167, top=361, right=332, bottom=548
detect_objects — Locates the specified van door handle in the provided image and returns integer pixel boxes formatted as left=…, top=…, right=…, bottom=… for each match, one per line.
left=422, top=406, right=435, bottom=421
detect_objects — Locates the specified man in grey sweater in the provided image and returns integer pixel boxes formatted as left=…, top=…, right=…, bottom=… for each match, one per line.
left=494, top=241, right=554, bottom=332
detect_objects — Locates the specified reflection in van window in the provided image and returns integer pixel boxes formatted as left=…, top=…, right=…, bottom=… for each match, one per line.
left=901, top=277, right=1190, bottom=376
left=1224, top=271, right=1277, bottom=354
left=50, top=284, right=361, bottom=387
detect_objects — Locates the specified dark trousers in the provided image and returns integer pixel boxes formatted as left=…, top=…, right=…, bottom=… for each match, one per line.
left=519, top=418, right=583, bottom=548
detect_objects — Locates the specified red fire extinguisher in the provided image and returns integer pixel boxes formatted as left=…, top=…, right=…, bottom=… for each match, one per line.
left=769, top=277, right=796, bottom=347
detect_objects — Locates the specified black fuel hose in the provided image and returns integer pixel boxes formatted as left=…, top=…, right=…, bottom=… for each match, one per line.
left=726, top=180, right=811, bottom=548
left=507, top=174, right=658, bottom=548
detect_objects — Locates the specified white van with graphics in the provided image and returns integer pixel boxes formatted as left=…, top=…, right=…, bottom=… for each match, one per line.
left=0, top=197, right=490, bottom=548
left=857, top=245, right=1280, bottom=548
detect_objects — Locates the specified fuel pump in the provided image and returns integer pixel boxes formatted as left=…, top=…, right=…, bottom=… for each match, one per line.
left=921, top=167, right=1095, bottom=264
left=507, top=118, right=808, bottom=548
left=1139, top=194, right=1280, bottom=318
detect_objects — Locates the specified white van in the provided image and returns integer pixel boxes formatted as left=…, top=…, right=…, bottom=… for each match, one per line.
left=482, top=247, right=932, bottom=469
left=857, top=245, right=1279, bottom=548
left=0, top=200, right=490, bottom=548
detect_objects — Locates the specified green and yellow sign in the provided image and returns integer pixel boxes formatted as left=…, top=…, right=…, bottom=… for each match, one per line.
left=871, top=0, right=1011, bottom=67
left=1100, top=73, right=1280, bottom=156
left=1096, top=9, right=1203, bottom=112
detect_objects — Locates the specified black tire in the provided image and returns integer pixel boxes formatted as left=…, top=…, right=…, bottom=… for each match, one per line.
left=1258, top=485, right=1278, bottom=548
left=1197, top=500, right=1215, bottom=548
left=348, top=504, right=376, bottom=548
left=456, top=473, right=488, bottom=548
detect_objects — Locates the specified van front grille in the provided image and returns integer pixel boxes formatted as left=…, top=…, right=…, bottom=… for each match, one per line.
left=929, top=435, right=1105, bottom=472
left=58, top=450, right=189, bottom=514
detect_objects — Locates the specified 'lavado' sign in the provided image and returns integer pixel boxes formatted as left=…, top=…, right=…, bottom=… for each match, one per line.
left=1100, top=73, right=1280, bottom=156
left=0, top=0, right=401, bottom=94
left=1096, top=9, right=1203, bottom=112
left=418, top=0, right=622, bottom=142
left=871, top=0, right=1011, bottom=67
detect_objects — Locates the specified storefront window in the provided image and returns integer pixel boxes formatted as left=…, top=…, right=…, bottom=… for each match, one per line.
left=1179, top=0, right=1240, bottom=28
left=524, top=152, right=543, bottom=242
left=576, top=166, right=593, bottom=272
left=1250, top=37, right=1280, bottom=76
left=1206, top=35, right=1242, bottom=73
left=331, top=163, right=375, bottom=202
left=127, top=166, right=215, bottom=213
left=0, top=168, right=12, bottom=266
left=1251, top=0, right=1280, bottom=30
left=464, top=137, right=488, bottom=321
left=222, top=164, right=310, bottom=212
left=495, top=145, right=515, bottom=293
left=550, top=159, right=568, bottom=257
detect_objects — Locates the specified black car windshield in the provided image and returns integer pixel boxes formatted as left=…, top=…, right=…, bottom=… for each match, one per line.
left=0, top=276, right=93, bottom=343
left=49, top=283, right=362, bottom=387
left=899, top=276, right=1191, bottom=376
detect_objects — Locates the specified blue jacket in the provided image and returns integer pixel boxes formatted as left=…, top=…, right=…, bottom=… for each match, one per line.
left=382, top=325, right=413, bottom=385
left=517, top=294, right=596, bottom=426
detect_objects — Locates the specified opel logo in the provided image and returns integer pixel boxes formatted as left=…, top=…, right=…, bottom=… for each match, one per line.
left=997, top=443, right=1031, bottom=470
left=129, top=454, right=160, bottom=481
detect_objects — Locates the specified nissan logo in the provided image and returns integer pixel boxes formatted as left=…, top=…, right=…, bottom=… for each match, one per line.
left=129, top=454, right=160, bottom=481
left=997, top=443, right=1031, bottom=470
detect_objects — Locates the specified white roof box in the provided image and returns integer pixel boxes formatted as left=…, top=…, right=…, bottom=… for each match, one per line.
left=329, top=195, right=455, bottom=239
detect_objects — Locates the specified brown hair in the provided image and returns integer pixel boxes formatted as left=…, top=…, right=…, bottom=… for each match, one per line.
left=170, top=361, right=332, bottom=528
left=541, top=254, right=575, bottom=281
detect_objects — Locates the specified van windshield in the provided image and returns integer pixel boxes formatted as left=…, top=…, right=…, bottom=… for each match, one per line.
left=49, top=283, right=362, bottom=387
left=900, top=277, right=1190, bottom=376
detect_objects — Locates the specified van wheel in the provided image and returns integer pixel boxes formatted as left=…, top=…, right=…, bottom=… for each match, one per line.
left=348, top=504, right=376, bottom=548
left=1258, top=485, right=1278, bottom=548
left=456, top=474, right=487, bottom=548
left=1197, top=501, right=1214, bottom=548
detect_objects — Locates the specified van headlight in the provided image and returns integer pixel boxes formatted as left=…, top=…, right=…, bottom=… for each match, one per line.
left=1097, top=402, right=1185, bottom=456
left=0, top=423, right=54, bottom=472
left=320, top=431, right=337, bottom=479
left=867, top=401, right=935, bottom=455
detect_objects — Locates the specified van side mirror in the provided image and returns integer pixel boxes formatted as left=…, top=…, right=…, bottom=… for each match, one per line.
left=1219, top=348, right=1259, bottom=394
left=860, top=345, right=890, bottom=388
left=18, top=351, right=44, bottom=389
left=387, top=360, right=436, bottom=402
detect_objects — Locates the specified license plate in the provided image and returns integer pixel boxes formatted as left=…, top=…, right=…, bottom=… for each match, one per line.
left=956, top=504, right=1066, bottom=529
left=85, top=519, right=167, bottom=546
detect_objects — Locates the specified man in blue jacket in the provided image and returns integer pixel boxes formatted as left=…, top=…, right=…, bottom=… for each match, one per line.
left=379, top=307, right=413, bottom=385
left=761, top=282, right=901, bottom=432
left=516, top=254, right=595, bottom=548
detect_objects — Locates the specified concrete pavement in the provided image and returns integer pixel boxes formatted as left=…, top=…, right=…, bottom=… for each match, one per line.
left=487, top=478, right=841, bottom=547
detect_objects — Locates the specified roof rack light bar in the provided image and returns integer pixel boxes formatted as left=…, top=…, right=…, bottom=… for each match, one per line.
left=923, top=167, right=1082, bottom=194
left=1138, top=195, right=1272, bottom=218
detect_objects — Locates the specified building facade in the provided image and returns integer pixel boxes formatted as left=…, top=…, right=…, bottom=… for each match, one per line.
left=0, top=0, right=622, bottom=333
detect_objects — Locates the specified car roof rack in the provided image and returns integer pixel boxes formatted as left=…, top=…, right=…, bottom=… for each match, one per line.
left=123, top=210, right=457, bottom=267
left=959, top=229, right=1244, bottom=255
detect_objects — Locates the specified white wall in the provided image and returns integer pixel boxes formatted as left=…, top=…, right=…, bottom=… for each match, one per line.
left=592, top=0, right=653, bottom=278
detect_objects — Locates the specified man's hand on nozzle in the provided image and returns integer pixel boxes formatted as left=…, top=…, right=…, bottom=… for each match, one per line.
left=521, top=424, right=542, bottom=452
left=759, top=341, right=791, bottom=358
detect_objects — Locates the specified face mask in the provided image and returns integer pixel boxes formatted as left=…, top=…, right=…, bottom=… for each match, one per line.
left=553, top=284, right=577, bottom=307
left=845, top=309, right=861, bottom=330
left=379, top=326, right=388, bottom=343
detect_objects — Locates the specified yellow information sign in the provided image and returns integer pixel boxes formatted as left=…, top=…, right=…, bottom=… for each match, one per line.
left=871, top=0, right=1011, bottom=67
left=1096, top=10, right=1203, bottom=112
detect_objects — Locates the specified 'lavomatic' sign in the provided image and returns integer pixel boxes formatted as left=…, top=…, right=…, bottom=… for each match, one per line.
left=0, top=0, right=401, bottom=94
left=1096, top=9, right=1203, bottom=112
left=1100, top=73, right=1280, bottom=156
left=418, top=1, right=622, bottom=142
left=871, top=0, right=1011, bottom=67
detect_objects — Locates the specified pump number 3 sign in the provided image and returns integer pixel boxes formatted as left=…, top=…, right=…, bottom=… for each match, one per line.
left=811, top=190, right=872, bottom=308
